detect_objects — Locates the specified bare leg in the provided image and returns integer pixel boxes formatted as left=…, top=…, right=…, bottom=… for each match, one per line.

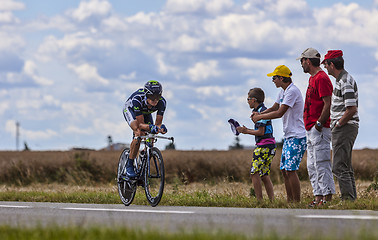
left=261, top=175, right=274, bottom=201
left=315, top=195, right=322, bottom=203
left=287, top=170, right=301, bottom=202
left=129, top=120, right=142, bottom=159
left=282, top=170, right=293, bottom=202
left=251, top=173, right=263, bottom=201
left=129, top=138, right=140, bottom=159
left=325, top=194, right=333, bottom=202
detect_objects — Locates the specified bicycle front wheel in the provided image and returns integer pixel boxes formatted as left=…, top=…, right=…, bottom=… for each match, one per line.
left=117, top=149, right=136, bottom=206
left=144, top=147, right=165, bottom=207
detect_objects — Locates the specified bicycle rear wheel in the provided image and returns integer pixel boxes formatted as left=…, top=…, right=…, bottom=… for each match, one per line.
left=117, top=149, right=136, bottom=206
left=144, top=147, right=165, bottom=207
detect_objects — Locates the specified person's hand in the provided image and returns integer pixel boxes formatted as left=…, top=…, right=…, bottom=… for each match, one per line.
left=149, top=124, right=159, bottom=134
left=236, top=125, right=247, bottom=134
left=251, top=113, right=261, bottom=123
left=315, top=124, right=323, bottom=132
left=159, top=124, right=168, bottom=134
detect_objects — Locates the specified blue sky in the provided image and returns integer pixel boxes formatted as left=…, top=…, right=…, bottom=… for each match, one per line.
left=1, top=0, right=378, bottom=151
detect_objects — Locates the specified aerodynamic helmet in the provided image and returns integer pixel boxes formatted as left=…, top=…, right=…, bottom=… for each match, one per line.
left=144, top=80, right=162, bottom=100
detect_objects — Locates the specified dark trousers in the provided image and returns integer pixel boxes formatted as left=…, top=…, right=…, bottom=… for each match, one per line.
left=331, top=124, right=358, bottom=200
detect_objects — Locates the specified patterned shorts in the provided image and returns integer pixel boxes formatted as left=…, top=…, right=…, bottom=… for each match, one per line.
left=251, top=145, right=276, bottom=177
left=280, top=137, right=307, bottom=171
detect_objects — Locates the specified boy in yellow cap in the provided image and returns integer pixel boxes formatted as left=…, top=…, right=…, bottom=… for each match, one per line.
left=252, top=65, right=307, bottom=203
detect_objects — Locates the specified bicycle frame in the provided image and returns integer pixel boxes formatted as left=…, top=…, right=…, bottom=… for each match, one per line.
left=135, top=134, right=174, bottom=174
left=117, top=133, right=173, bottom=206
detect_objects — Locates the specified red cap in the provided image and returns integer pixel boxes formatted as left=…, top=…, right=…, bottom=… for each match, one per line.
left=321, top=50, right=343, bottom=64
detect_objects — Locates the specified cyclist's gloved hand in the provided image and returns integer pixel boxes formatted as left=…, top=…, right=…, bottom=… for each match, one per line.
left=160, top=124, right=167, bottom=134
left=149, top=124, right=159, bottom=134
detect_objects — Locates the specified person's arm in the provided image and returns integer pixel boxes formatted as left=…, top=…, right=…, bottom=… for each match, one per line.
left=252, top=104, right=289, bottom=123
left=155, top=114, right=163, bottom=126
left=237, top=125, right=265, bottom=136
left=262, top=102, right=280, bottom=114
left=136, top=115, right=149, bottom=132
left=336, top=106, right=357, bottom=127
left=155, top=114, right=167, bottom=134
left=250, top=102, right=279, bottom=119
left=315, top=95, right=331, bottom=131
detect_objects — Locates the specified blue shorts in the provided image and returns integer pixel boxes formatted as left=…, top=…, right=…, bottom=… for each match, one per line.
left=280, top=137, right=307, bottom=171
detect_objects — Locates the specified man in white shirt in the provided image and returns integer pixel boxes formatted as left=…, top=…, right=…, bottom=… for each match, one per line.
left=252, top=65, right=307, bottom=202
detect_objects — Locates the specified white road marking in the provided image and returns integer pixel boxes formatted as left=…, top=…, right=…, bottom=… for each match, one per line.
left=297, top=215, right=378, bottom=220
left=0, top=205, right=32, bottom=208
left=62, top=207, right=195, bottom=214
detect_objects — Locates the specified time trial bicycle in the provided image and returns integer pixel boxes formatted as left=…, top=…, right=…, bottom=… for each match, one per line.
left=117, top=133, right=174, bottom=207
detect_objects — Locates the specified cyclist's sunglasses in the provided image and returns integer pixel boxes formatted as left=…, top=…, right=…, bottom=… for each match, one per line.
left=147, top=94, right=161, bottom=101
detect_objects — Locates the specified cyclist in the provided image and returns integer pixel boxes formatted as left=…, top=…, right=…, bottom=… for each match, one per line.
left=123, top=80, right=167, bottom=178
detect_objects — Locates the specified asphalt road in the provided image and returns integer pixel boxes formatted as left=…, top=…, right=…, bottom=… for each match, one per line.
left=0, top=201, right=377, bottom=238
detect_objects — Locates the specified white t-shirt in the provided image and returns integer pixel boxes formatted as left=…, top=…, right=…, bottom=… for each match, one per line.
left=275, top=83, right=306, bottom=139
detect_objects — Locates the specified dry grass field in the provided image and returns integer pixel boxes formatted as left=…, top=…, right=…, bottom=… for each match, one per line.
left=0, top=149, right=376, bottom=209
left=0, top=148, right=376, bottom=185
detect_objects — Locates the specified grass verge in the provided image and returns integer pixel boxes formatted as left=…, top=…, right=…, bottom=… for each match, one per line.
left=0, top=181, right=376, bottom=210
left=0, top=225, right=376, bottom=240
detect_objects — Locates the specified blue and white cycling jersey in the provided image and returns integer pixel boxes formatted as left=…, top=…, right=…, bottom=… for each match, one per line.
left=124, top=88, right=166, bottom=117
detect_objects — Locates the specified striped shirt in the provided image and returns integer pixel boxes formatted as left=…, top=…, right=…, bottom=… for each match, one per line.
left=330, top=70, right=359, bottom=128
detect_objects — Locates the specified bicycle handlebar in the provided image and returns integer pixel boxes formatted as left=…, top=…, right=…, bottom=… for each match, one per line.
left=136, top=134, right=174, bottom=143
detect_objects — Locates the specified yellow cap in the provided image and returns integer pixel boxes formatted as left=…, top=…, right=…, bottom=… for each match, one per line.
left=267, top=65, right=292, bottom=78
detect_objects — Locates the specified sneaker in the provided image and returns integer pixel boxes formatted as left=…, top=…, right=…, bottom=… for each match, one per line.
left=308, top=199, right=318, bottom=208
left=317, top=199, right=327, bottom=207
left=126, top=158, right=137, bottom=178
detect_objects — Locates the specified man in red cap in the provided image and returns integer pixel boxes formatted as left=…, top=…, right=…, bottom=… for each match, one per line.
left=297, top=48, right=336, bottom=207
left=322, top=50, right=359, bottom=201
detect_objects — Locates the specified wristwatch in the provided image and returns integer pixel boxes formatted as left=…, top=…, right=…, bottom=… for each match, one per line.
left=316, top=121, right=323, bottom=127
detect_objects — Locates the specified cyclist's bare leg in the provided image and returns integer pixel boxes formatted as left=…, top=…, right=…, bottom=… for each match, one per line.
left=129, top=137, right=141, bottom=160
left=126, top=120, right=144, bottom=178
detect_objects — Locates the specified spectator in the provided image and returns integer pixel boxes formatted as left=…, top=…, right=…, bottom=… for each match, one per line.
left=322, top=50, right=359, bottom=201
left=297, top=48, right=336, bottom=207
left=252, top=65, right=307, bottom=202
left=236, top=88, right=276, bottom=201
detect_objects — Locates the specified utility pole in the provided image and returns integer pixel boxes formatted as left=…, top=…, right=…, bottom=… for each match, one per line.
left=16, top=122, right=20, bottom=151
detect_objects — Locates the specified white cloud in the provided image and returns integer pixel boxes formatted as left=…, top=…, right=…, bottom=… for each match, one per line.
left=23, top=60, right=54, bottom=86
left=314, top=3, right=378, bottom=47
left=156, top=53, right=177, bottom=75
left=69, top=0, right=112, bottom=22
left=165, top=0, right=233, bottom=14
left=0, top=11, right=19, bottom=23
left=126, top=12, right=156, bottom=25
left=68, top=63, right=109, bottom=85
left=61, top=102, right=95, bottom=119
left=165, top=34, right=201, bottom=52
left=0, top=0, right=24, bottom=11
left=64, top=125, right=92, bottom=135
left=0, top=32, right=24, bottom=51
left=187, top=60, right=221, bottom=82
left=37, top=32, right=114, bottom=61
left=102, top=15, right=128, bottom=31
left=23, top=129, right=58, bottom=140
left=195, top=85, right=230, bottom=98
left=24, top=16, right=76, bottom=32
left=203, top=14, right=283, bottom=51
left=0, top=102, right=8, bottom=115
left=119, top=72, right=136, bottom=80
left=5, top=120, right=57, bottom=140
